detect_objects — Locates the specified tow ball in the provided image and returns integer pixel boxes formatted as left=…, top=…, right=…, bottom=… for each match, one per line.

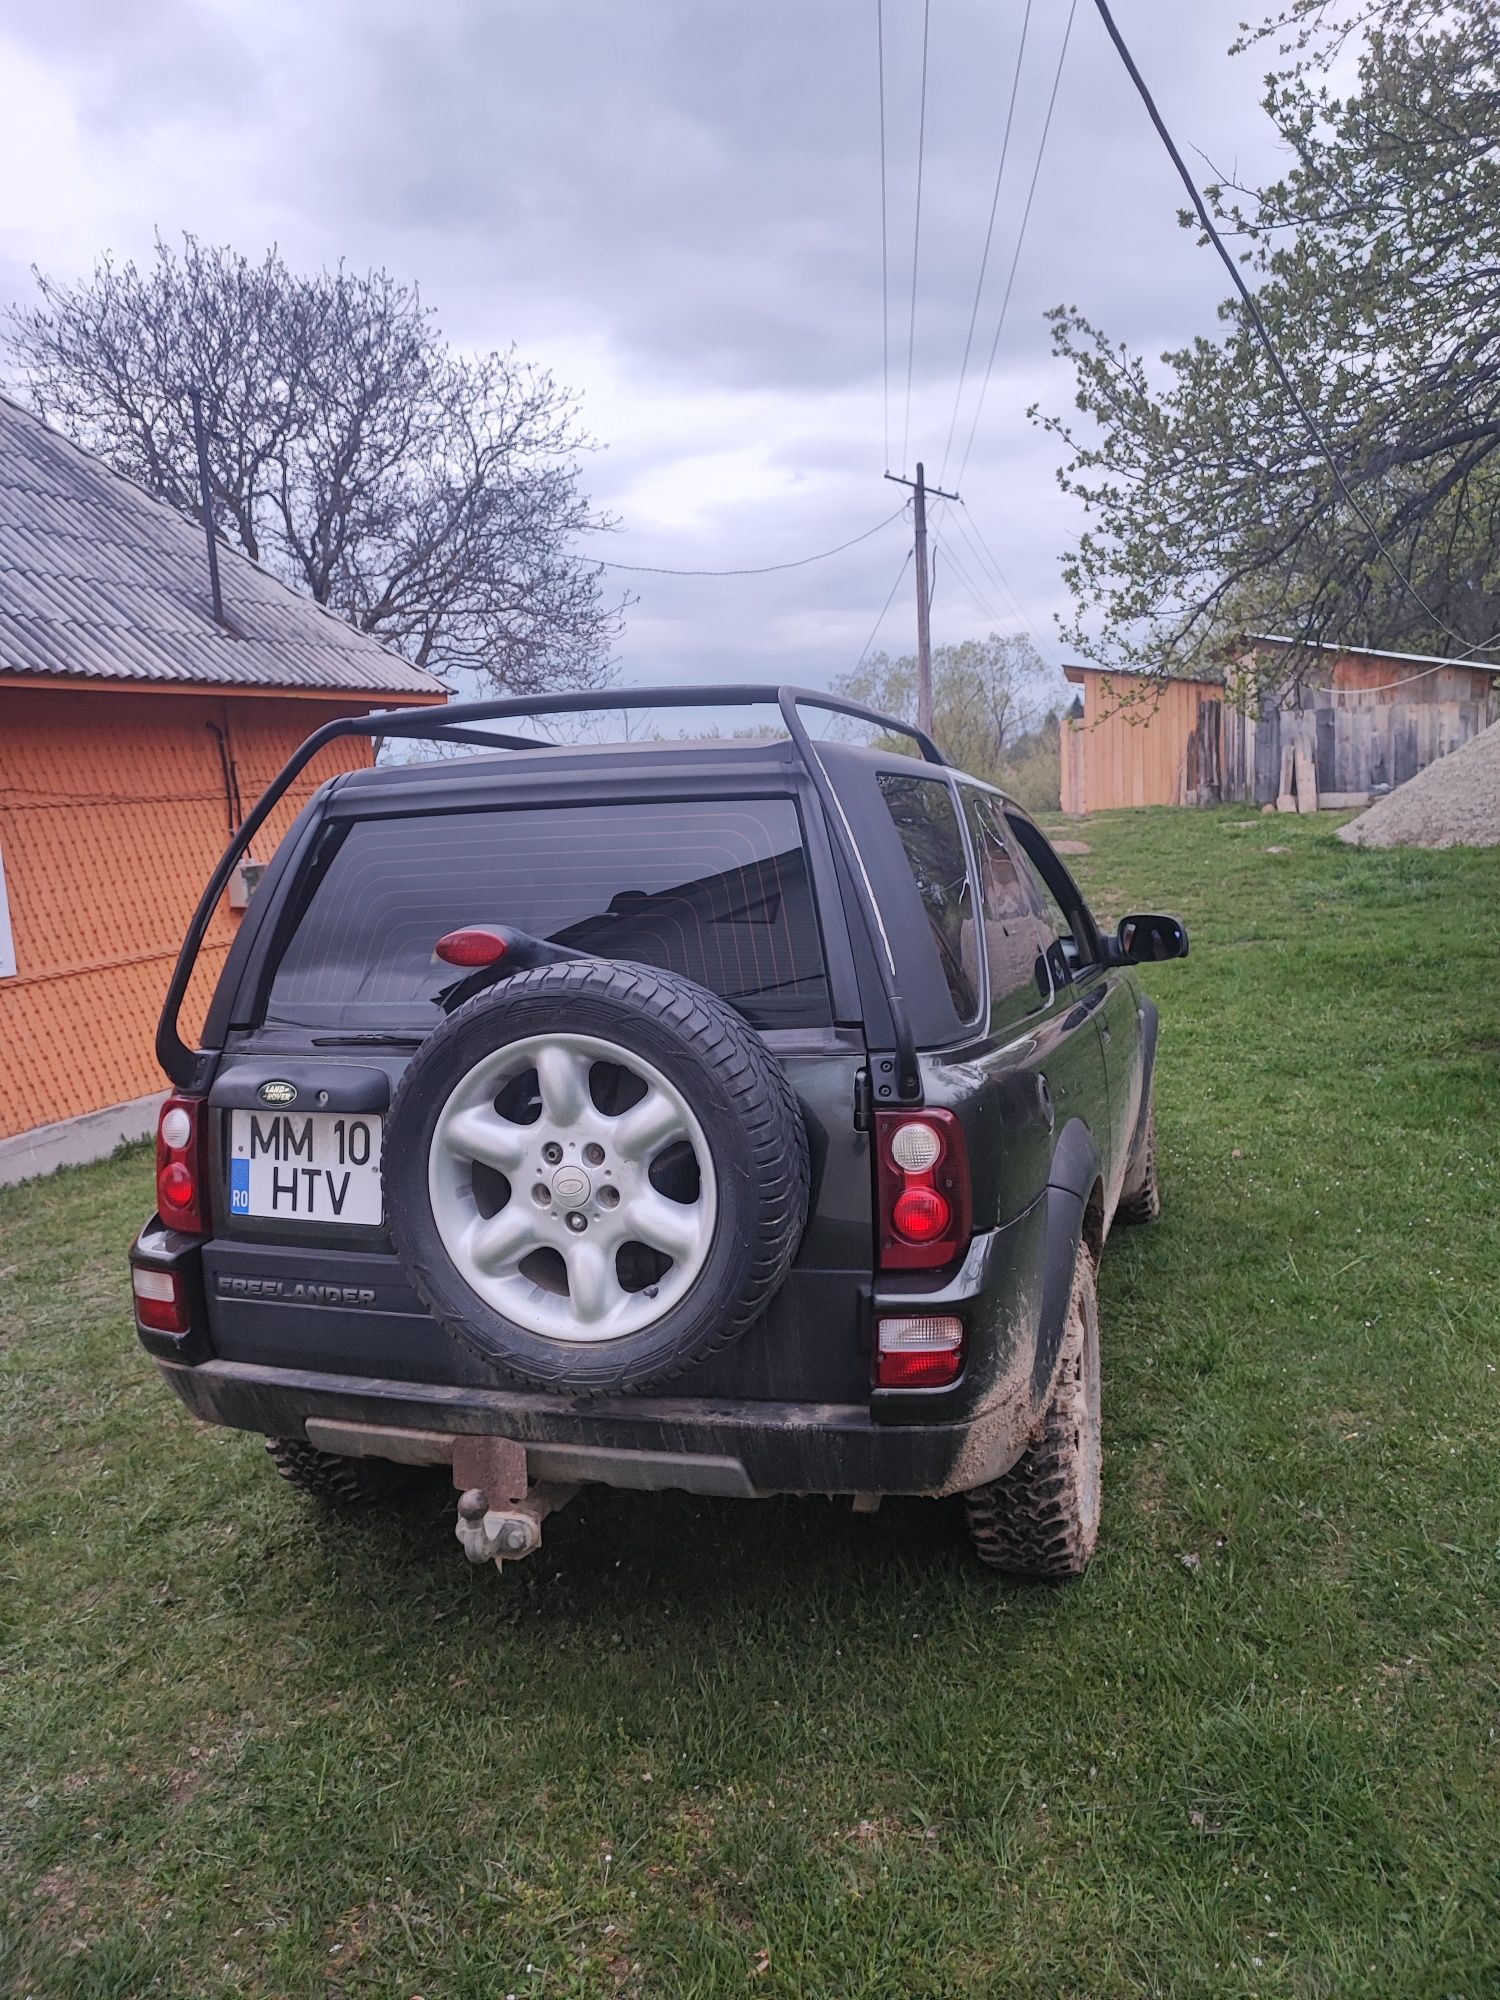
left=451, top=1436, right=578, bottom=1571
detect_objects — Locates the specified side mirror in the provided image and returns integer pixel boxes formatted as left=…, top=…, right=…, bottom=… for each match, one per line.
left=1112, top=913, right=1189, bottom=965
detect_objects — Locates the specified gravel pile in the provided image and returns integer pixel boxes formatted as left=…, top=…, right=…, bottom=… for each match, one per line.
left=1337, top=719, right=1500, bottom=849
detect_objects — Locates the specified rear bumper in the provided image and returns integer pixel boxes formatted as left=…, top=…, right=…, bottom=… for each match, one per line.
left=151, top=1354, right=1029, bottom=1498
left=132, top=1187, right=1066, bottom=1499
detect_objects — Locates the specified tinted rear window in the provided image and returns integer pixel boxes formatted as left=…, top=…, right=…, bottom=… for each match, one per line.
left=265, top=798, right=829, bottom=1030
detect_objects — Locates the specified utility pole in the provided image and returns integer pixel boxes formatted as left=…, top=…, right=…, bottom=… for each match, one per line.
left=884, top=460, right=958, bottom=738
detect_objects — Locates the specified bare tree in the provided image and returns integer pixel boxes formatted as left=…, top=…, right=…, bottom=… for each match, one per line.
left=4, top=234, right=623, bottom=691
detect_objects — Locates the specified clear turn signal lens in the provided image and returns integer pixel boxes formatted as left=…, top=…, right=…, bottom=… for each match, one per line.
left=889, top=1120, right=943, bottom=1173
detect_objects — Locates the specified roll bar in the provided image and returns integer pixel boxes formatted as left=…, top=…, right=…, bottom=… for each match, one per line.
left=157, top=684, right=945, bottom=1099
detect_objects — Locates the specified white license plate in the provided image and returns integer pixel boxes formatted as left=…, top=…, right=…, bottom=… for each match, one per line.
left=227, top=1110, right=383, bottom=1225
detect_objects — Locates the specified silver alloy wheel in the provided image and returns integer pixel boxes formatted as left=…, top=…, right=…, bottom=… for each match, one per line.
left=427, top=1031, right=718, bottom=1341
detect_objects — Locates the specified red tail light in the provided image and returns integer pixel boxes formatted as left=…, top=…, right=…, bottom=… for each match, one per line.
left=892, top=1185, right=951, bottom=1242
left=875, top=1109, right=970, bottom=1270
left=156, top=1095, right=209, bottom=1236
left=435, top=927, right=509, bottom=967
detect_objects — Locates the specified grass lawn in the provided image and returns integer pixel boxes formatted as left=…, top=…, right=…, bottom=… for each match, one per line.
left=3, top=808, right=1498, bottom=1999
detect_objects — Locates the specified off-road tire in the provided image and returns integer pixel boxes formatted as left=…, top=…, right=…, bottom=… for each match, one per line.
left=963, top=1244, right=1102, bottom=1579
left=1115, top=1097, right=1162, bottom=1227
left=384, top=959, right=810, bottom=1397
left=264, top=1436, right=420, bottom=1507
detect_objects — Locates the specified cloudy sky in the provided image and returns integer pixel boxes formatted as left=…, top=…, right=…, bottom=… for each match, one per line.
left=0, top=0, right=1291, bottom=713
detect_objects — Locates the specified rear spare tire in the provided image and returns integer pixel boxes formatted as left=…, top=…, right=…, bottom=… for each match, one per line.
left=384, top=960, right=809, bottom=1395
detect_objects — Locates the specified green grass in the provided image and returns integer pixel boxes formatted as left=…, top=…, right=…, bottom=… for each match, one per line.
left=3, top=808, right=1499, bottom=1999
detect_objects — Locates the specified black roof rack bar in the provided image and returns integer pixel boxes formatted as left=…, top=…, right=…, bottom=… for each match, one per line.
left=413, top=724, right=559, bottom=751
left=335, top=682, right=947, bottom=765
left=158, top=684, right=939, bottom=1094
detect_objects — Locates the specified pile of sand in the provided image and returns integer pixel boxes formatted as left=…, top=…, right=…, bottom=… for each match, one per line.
left=1337, top=718, right=1500, bottom=849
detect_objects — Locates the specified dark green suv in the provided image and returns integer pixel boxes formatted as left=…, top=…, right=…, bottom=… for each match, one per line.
left=132, top=687, right=1185, bottom=1580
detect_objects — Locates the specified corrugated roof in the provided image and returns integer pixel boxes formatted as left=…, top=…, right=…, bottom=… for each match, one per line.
left=0, top=395, right=447, bottom=698
left=1248, top=633, right=1500, bottom=671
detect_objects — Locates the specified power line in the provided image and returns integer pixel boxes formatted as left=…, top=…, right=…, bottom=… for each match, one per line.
left=900, top=0, right=932, bottom=476
left=1323, top=655, right=1482, bottom=692
left=938, top=506, right=1024, bottom=625
left=954, top=0, right=1078, bottom=490
left=591, top=508, right=905, bottom=577
left=938, top=0, right=1034, bottom=488
left=930, top=527, right=1007, bottom=627
left=877, top=0, right=891, bottom=473
left=935, top=524, right=1045, bottom=656
left=1089, top=0, right=1495, bottom=663
left=936, top=498, right=1061, bottom=669
left=956, top=504, right=1059, bottom=661
left=1253, top=644, right=1499, bottom=692
left=856, top=547, right=914, bottom=667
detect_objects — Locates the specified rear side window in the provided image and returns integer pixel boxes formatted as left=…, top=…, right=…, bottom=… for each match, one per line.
left=265, top=798, right=829, bottom=1031
left=960, top=789, right=1052, bottom=1032
left=875, top=773, right=979, bottom=1024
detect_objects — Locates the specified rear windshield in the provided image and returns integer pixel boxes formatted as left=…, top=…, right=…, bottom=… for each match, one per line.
left=263, top=797, right=830, bottom=1031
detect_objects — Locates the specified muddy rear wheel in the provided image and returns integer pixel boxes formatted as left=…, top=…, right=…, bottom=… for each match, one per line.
left=963, top=1243, right=1102, bottom=1579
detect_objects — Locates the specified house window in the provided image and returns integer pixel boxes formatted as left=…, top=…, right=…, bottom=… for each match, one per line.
left=0, top=844, right=15, bottom=978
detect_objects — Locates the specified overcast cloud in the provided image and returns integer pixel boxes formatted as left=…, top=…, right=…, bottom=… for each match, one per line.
left=0, top=0, right=1289, bottom=713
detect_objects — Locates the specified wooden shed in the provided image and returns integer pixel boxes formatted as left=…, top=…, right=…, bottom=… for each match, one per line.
left=0, top=396, right=446, bottom=1179
left=1060, top=638, right=1500, bottom=814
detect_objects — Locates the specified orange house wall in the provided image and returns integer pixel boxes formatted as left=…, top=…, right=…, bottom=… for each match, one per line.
left=0, top=685, right=436, bottom=1140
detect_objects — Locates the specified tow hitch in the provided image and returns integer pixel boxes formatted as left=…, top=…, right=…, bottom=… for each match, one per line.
left=451, top=1436, right=578, bottom=1570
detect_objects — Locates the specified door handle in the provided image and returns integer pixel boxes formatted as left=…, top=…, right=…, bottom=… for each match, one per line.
left=1100, top=1022, right=1112, bottom=1044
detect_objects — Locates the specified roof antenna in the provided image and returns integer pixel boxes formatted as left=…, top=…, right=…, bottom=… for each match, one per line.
left=187, top=386, right=227, bottom=629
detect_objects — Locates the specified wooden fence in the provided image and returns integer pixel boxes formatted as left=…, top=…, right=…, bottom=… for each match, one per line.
left=1178, top=697, right=1491, bottom=809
